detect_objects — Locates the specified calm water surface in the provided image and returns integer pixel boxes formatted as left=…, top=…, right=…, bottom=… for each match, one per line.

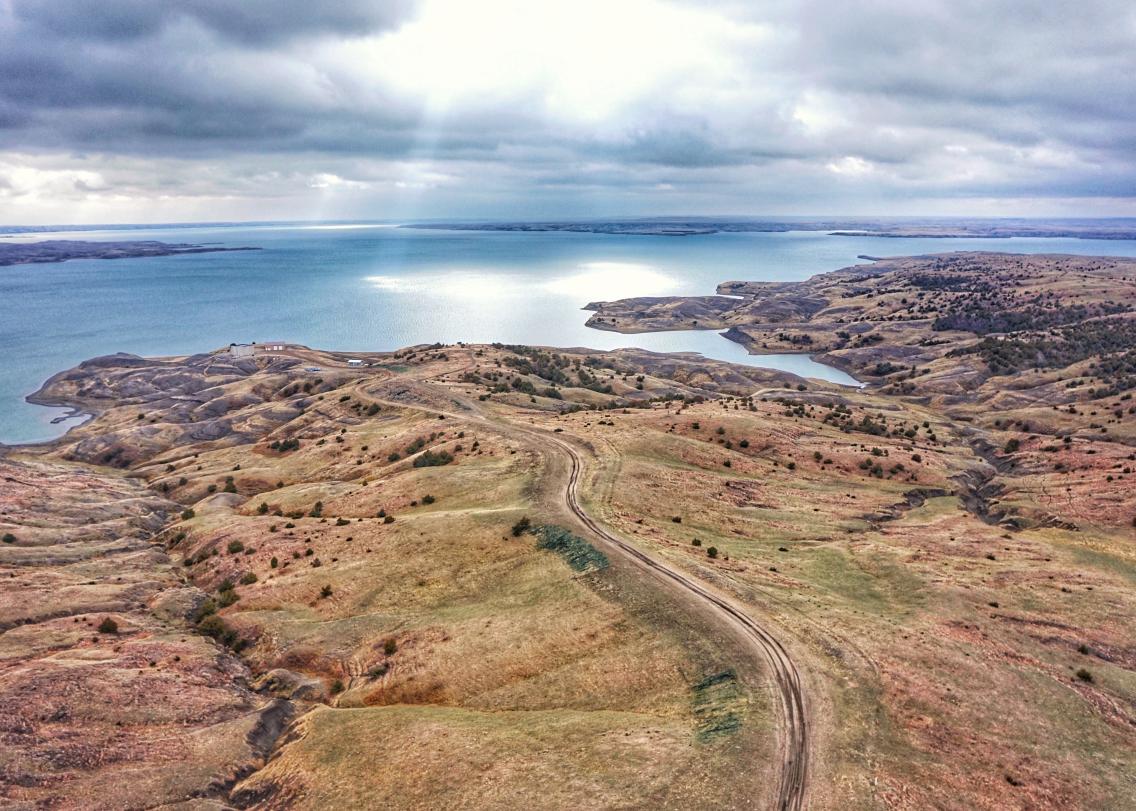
left=5, top=224, right=1136, bottom=443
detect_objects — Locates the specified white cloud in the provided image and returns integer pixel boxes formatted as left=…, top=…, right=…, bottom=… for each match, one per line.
left=825, top=156, right=873, bottom=176
left=345, top=0, right=767, bottom=124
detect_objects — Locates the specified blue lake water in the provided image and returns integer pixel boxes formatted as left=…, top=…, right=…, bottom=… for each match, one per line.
left=4, top=223, right=1136, bottom=444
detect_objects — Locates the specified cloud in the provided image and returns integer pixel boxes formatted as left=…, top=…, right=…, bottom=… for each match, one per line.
left=0, top=0, right=1134, bottom=222
left=9, top=1, right=417, bottom=44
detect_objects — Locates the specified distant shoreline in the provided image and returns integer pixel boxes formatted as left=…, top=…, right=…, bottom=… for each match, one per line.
left=0, top=239, right=260, bottom=268
left=4, top=217, right=1136, bottom=241
left=402, top=219, right=1136, bottom=240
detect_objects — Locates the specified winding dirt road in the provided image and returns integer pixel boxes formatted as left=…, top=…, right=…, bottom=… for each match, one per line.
left=545, top=432, right=810, bottom=811
left=362, top=372, right=810, bottom=810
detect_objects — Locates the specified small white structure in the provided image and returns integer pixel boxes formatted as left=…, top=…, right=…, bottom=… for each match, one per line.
left=229, top=342, right=254, bottom=358
left=347, top=358, right=364, bottom=368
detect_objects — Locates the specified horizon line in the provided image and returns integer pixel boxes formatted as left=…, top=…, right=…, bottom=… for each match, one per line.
left=6, top=214, right=1136, bottom=233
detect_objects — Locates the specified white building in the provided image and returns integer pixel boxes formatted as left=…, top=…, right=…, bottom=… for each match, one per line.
left=347, top=358, right=364, bottom=368
left=229, top=343, right=254, bottom=358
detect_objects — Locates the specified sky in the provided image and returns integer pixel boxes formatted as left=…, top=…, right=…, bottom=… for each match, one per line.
left=0, top=0, right=1134, bottom=224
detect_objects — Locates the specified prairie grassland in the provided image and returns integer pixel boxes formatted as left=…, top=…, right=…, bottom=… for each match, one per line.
left=533, top=391, right=1136, bottom=809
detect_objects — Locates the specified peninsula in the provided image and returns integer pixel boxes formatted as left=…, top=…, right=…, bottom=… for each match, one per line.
left=0, top=240, right=259, bottom=267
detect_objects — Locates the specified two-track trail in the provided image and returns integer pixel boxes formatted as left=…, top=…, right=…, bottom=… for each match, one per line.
left=361, top=373, right=810, bottom=810
left=546, top=432, right=809, bottom=811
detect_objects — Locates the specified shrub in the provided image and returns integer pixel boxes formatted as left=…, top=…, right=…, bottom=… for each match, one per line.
left=257, top=502, right=269, bottom=515
left=691, top=538, right=702, bottom=547
left=239, top=572, right=258, bottom=585
left=227, top=540, right=245, bottom=554
left=511, top=516, right=531, bottom=537
left=330, top=679, right=344, bottom=694
left=1, top=533, right=15, bottom=544
left=97, top=617, right=119, bottom=634
left=181, top=509, right=195, bottom=521
left=197, top=614, right=243, bottom=651
left=216, top=585, right=239, bottom=608
left=335, top=517, right=350, bottom=526
left=310, top=501, right=323, bottom=518
left=672, top=516, right=682, bottom=523
left=270, top=556, right=278, bottom=569
left=383, top=638, right=398, bottom=656
left=422, top=495, right=436, bottom=505
left=383, top=515, right=395, bottom=524
left=1075, top=668, right=1094, bottom=683
left=320, top=584, right=333, bottom=598
left=707, top=547, right=719, bottom=559
left=413, top=450, right=453, bottom=468
left=194, top=598, right=217, bottom=619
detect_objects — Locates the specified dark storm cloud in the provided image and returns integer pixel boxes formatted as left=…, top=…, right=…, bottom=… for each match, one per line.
left=11, top=0, right=417, bottom=44
left=0, top=4, right=424, bottom=157
left=0, top=0, right=1134, bottom=220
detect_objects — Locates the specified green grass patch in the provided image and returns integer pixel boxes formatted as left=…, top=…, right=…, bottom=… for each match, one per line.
left=800, top=547, right=889, bottom=612
left=692, top=670, right=742, bottom=742
left=1066, top=542, right=1136, bottom=587
left=533, top=525, right=609, bottom=572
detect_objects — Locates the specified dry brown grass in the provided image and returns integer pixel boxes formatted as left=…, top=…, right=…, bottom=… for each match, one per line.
left=8, top=305, right=1136, bottom=809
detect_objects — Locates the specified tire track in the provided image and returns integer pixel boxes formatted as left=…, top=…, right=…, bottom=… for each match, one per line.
left=359, top=373, right=810, bottom=810
left=546, top=433, right=810, bottom=811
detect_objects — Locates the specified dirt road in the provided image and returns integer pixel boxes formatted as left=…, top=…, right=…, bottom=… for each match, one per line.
left=362, top=374, right=810, bottom=810
left=545, top=432, right=810, bottom=811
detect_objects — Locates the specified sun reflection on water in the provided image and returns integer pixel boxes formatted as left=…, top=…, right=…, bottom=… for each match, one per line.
left=366, top=260, right=679, bottom=302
